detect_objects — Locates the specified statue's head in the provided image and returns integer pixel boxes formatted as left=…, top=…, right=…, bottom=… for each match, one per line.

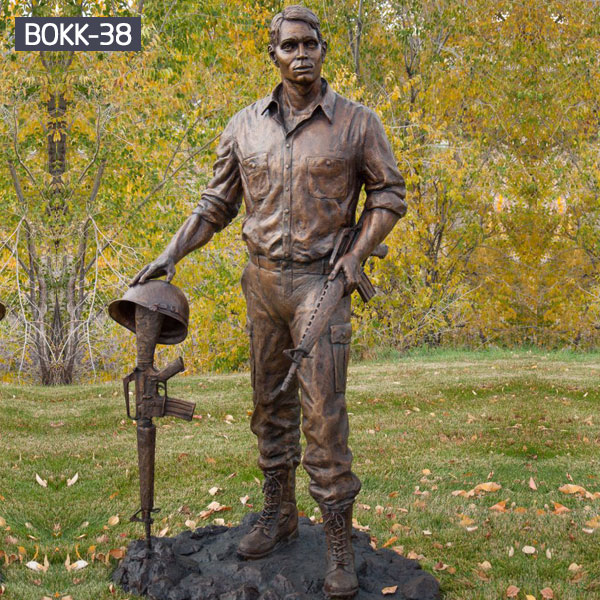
left=268, top=5, right=327, bottom=87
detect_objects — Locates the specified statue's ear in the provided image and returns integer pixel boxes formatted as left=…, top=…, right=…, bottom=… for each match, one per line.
left=321, top=39, right=328, bottom=60
left=268, top=45, right=279, bottom=66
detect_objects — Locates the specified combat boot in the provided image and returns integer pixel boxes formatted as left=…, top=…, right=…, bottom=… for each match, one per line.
left=320, top=504, right=359, bottom=598
left=237, top=468, right=298, bottom=559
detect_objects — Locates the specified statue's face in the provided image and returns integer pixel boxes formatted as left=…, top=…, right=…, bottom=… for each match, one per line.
left=270, top=20, right=326, bottom=87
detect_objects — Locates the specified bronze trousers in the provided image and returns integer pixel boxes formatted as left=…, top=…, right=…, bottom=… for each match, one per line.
left=242, top=261, right=361, bottom=509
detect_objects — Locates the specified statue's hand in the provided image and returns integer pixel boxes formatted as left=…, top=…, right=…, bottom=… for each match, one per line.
left=329, top=252, right=361, bottom=296
left=130, top=254, right=176, bottom=286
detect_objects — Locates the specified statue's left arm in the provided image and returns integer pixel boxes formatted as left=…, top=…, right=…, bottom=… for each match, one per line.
left=330, top=108, right=407, bottom=292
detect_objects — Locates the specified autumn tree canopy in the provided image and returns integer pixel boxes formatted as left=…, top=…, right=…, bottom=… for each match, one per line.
left=1, top=0, right=599, bottom=383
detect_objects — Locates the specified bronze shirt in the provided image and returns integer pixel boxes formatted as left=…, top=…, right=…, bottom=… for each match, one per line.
left=193, top=79, right=406, bottom=263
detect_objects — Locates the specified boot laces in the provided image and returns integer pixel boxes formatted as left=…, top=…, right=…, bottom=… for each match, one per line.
left=324, top=511, right=351, bottom=566
left=255, top=473, right=283, bottom=531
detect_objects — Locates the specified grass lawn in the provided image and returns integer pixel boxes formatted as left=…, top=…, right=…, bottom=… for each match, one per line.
left=1, top=349, right=600, bottom=599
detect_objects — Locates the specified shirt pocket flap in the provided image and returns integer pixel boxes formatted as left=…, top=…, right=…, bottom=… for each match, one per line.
left=307, top=156, right=348, bottom=199
left=242, top=153, right=270, bottom=199
left=330, top=323, right=352, bottom=344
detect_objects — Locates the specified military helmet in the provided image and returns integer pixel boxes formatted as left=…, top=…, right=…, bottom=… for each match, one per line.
left=0, top=302, right=5, bottom=321
left=108, top=280, right=189, bottom=345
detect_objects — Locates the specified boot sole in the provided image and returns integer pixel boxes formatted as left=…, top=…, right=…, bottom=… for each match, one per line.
left=237, top=527, right=299, bottom=560
left=323, top=586, right=359, bottom=599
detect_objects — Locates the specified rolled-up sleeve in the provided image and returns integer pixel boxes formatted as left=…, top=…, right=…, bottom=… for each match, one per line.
left=360, top=109, right=407, bottom=217
left=193, top=115, right=243, bottom=231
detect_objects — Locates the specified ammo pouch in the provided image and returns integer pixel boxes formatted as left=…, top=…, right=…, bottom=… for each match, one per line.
left=330, top=323, right=352, bottom=393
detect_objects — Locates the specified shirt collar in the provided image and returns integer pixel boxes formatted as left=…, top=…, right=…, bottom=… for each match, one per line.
left=261, top=78, right=335, bottom=123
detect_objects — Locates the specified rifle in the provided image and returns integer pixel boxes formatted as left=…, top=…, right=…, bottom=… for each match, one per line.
left=123, top=306, right=196, bottom=549
left=275, top=224, right=388, bottom=397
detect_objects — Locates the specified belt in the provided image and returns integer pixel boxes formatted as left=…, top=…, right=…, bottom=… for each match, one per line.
left=249, top=254, right=333, bottom=274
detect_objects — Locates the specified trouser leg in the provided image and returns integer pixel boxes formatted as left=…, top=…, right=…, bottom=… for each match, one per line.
left=291, top=276, right=361, bottom=509
left=242, top=265, right=301, bottom=473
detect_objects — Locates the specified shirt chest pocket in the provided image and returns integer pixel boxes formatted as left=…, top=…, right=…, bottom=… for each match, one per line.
left=307, top=156, right=348, bottom=199
left=242, top=153, right=270, bottom=200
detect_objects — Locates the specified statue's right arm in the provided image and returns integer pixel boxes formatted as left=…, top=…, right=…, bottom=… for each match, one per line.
left=130, top=215, right=216, bottom=286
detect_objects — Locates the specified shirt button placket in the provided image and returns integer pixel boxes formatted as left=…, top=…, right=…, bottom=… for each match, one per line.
left=284, top=139, right=292, bottom=259
left=282, top=138, right=293, bottom=295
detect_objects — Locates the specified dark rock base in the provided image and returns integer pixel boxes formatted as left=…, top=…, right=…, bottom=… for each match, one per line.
left=113, top=514, right=440, bottom=600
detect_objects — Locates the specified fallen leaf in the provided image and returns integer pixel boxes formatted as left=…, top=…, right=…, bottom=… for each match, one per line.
left=208, top=486, right=221, bottom=496
left=582, top=527, right=595, bottom=534
left=568, top=563, right=582, bottom=572
left=559, top=484, right=587, bottom=496
left=525, top=595, right=536, bottom=600
left=214, top=518, right=226, bottom=526
left=546, top=549, right=552, bottom=559
left=185, top=519, right=197, bottom=528
left=508, top=547, right=515, bottom=557
left=382, top=586, right=397, bottom=595
left=458, top=514, right=475, bottom=527
left=70, top=559, right=88, bottom=571
left=382, top=536, right=399, bottom=548
left=479, top=560, right=492, bottom=570
left=25, top=560, right=45, bottom=572
left=585, top=516, right=600, bottom=528
left=552, top=502, right=570, bottom=515
left=522, top=545, right=536, bottom=555
left=109, top=548, right=125, bottom=559
left=433, top=561, right=449, bottom=571
left=107, top=515, right=119, bottom=526
left=422, top=469, right=431, bottom=476
left=465, top=526, right=478, bottom=532
left=474, top=482, right=502, bottom=494
left=240, top=495, right=250, bottom=506
left=35, top=474, right=47, bottom=488
left=490, top=501, right=508, bottom=512
left=529, top=477, right=537, bottom=491
left=67, top=473, right=79, bottom=487
left=506, top=585, right=520, bottom=598
left=157, top=527, right=169, bottom=537
left=540, top=588, right=554, bottom=599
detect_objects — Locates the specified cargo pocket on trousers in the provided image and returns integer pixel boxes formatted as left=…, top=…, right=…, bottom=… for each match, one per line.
left=246, top=320, right=256, bottom=389
left=330, top=323, right=352, bottom=393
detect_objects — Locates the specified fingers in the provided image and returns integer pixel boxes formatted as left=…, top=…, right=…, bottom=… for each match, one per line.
left=329, top=262, right=341, bottom=281
left=130, top=265, right=148, bottom=287
left=166, top=263, right=176, bottom=283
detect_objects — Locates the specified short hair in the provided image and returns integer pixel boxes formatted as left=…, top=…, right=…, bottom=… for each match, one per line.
left=269, top=5, right=323, bottom=48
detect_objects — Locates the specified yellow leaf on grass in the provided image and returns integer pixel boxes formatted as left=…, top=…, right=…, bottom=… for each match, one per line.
left=552, top=502, right=570, bottom=515
left=474, top=482, right=501, bottom=494
left=107, top=515, right=119, bottom=526
left=490, top=501, right=507, bottom=512
left=585, top=516, right=600, bottom=528
left=525, top=595, right=536, bottom=600
left=382, top=586, right=397, bottom=595
left=559, top=484, right=587, bottom=496
left=382, top=536, right=399, bottom=548
left=0, top=517, right=5, bottom=527
left=458, top=514, right=475, bottom=527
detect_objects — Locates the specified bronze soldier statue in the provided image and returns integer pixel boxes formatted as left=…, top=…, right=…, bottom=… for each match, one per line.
left=132, top=6, right=406, bottom=597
